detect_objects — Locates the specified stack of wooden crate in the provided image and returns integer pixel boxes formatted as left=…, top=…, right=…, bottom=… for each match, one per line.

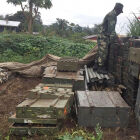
left=42, top=66, right=85, bottom=91
left=122, top=42, right=130, bottom=86
left=9, top=83, right=74, bottom=135
left=124, top=41, right=140, bottom=107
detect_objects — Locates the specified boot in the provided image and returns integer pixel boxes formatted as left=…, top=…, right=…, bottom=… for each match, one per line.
left=97, top=66, right=108, bottom=74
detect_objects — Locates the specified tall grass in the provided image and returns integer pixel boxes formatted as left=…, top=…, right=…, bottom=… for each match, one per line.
left=127, top=13, right=140, bottom=36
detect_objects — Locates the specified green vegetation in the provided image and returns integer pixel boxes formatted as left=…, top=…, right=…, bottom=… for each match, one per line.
left=58, top=124, right=103, bottom=140
left=127, top=13, right=140, bottom=36
left=7, top=0, right=52, bottom=33
left=5, top=11, right=43, bottom=32
left=45, top=18, right=100, bottom=40
left=0, top=33, right=95, bottom=63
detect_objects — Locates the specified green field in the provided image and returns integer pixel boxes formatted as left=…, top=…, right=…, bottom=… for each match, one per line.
left=0, top=33, right=95, bottom=63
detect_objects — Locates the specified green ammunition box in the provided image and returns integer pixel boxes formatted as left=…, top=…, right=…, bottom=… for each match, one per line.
left=75, top=91, right=130, bottom=128
left=43, top=66, right=84, bottom=91
left=16, top=97, right=73, bottom=119
left=57, top=57, right=79, bottom=72
left=10, top=123, right=58, bottom=135
left=9, top=114, right=57, bottom=124
left=27, top=83, right=73, bottom=99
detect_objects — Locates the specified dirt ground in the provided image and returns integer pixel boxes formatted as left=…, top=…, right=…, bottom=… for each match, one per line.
left=0, top=75, right=140, bottom=140
left=0, top=76, right=41, bottom=139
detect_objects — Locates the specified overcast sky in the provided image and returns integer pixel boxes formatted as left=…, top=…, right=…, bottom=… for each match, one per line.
left=1, top=0, right=140, bottom=34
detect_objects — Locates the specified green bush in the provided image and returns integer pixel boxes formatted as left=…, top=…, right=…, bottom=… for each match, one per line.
left=0, top=33, right=95, bottom=63
left=127, top=13, right=140, bottom=36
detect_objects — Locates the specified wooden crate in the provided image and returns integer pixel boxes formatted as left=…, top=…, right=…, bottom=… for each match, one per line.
left=135, top=75, right=140, bottom=130
left=10, top=123, right=58, bottom=135
left=75, top=91, right=130, bottom=128
left=27, top=83, right=73, bottom=99
left=9, top=114, right=57, bottom=124
left=42, top=66, right=84, bottom=91
left=16, top=98, right=72, bottom=119
left=57, top=57, right=79, bottom=72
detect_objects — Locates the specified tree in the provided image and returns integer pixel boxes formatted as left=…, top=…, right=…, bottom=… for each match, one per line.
left=92, top=24, right=101, bottom=34
left=7, top=0, right=52, bottom=34
left=6, top=11, right=43, bottom=32
left=50, top=18, right=69, bottom=37
left=0, top=15, right=5, bottom=20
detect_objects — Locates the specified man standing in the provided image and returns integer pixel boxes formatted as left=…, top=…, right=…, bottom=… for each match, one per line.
left=95, top=3, right=123, bottom=74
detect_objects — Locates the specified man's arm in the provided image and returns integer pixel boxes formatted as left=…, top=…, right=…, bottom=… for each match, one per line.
left=107, top=14, right=117, bottom=36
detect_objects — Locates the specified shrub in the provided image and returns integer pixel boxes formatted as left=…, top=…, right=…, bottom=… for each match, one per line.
left=0, top=33, right=95, bottom=63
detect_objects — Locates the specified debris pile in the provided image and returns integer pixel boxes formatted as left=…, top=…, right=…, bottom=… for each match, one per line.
left=0, top=68, right=11, bottom=84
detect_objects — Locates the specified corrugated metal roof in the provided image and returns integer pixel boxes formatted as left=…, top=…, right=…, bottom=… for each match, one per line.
left=0, top=20, right=21, bottom=27
left=83, top=35, right=97, bottom=39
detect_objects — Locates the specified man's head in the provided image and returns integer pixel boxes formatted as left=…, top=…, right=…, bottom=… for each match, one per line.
left=114, top=3, right=123, bottom=16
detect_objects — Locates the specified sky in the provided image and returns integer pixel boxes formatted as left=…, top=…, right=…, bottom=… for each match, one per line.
left=1, top=0, right=140, bottom=34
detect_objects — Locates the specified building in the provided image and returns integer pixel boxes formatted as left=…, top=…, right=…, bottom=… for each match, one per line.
left=0, top=20, right=21, bottom=32
left=83, top=35, right=97, bottom=42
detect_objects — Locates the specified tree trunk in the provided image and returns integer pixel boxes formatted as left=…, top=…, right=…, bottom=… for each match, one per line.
left=28, top=17, right=33, bottom=34
left=28, top=0, right=33, bottom=34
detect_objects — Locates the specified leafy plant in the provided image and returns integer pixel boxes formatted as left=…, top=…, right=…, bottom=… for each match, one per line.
left=58, top=124, right=103, bottom=140
left=22, top=137, right=27, bottom=140
left=95, top=124, right=103, bottom=140
left=4, top=135, right=10, bottom=140
left=0, top=33, right=95, bottom=63
left=127, top=13, right=140, bottom=36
